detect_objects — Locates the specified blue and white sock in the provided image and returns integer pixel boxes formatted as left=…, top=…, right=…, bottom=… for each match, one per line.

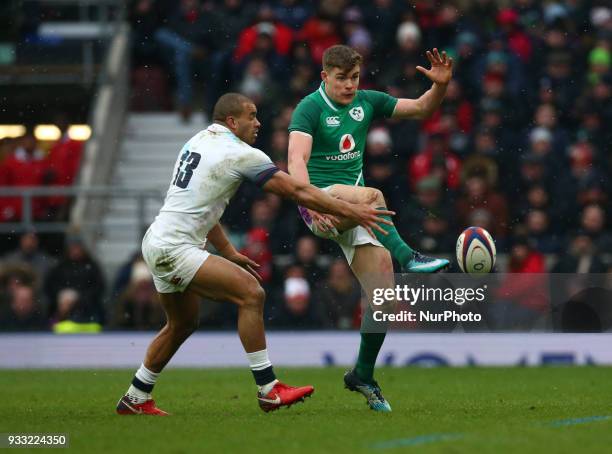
left=126, top=364, right=159, bottom=404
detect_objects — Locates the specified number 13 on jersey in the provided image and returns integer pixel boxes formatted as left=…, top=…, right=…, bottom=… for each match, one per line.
left=173, top=149, right=201, bottom=188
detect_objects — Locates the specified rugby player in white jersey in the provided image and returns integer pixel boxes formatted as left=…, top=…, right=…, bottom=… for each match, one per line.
left=116, top=93, right=394, bottom=415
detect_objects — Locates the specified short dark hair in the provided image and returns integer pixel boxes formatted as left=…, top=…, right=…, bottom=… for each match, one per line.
left=212, top=93, right=253, bottom=122
left=322, top=45, right=362, bottom=72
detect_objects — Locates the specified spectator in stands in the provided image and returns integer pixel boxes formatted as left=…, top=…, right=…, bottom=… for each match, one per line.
left=0, top=130, right=48, bottom=221
left=297, top=9, right=342, bottom=63
left=129, top=0, right=164, bottom=64
left=0, top=137, right=15, bottom=163
left=453, top=31, right=481, bottom=100
left=2, top=230, right=55, bottom=282
left=365, top=0, right=398, bottom=60
left=477, top=32, right=526, bottom=99
left=525, top=209, right=561, bottom=254
left=0, top=284, right=44, bottom=331
left=341, top=7, right=373, bottom=64
left=111, top=251, right=143, bottom=303
left=490, top=234, right=549, bottom=330
left=113, top=259, right=163, bottom=330
left=272, top=266, right=322, bottom=329
left=552, top=231, right=608, bottom=273
left=154, top=0, right=214, bottom=121
left=456, top=174, right=509, bottom=240
left=400, top=176, right=454, bottom=254
left=45, top=115, right=84, bottom=220
left=315, top=259, right=361, bottom=329
left=0, top=258, right=38, bottom=310
left=542, top=38, right=579, bottom=112
left=511, top=154, right=554, bottom=215
left=1, top=230, right=56, bottom=309
left=514, top=185, right=561, bottom=234
left=466, top=0, right=498, bottom=35
left=287, top=41, right=318, bottom=98
left=292, top=236, right=324, bottom=287
left=532, top=103, right=569, bottom=155
left=408, top=130, right=461, bottom=191
left=576, top=107, right=609, bottom=154
left=268, top=128, right=289, bottom=165
left=245, top=195, right=295, bottom=254
left=273, top=0, right=313, bottom=31
left=497, top=8, right=533, bottom=64
left=580, top=204, right=612, bottom=254
left=460, top=144, right=499, bottom=191
left=240, top=227, right=273, bottom=284
left=578, top=190, right=608, bottom=223
left=206, top=0, right=259, bottom=108
left=44, top=234, right=106, bottom=324
left=587, top=75, right=612, bottom=128
left=382, top=21, right=423, bottom=85
left=386, top=54, right=429, bottom=100
left=364, top=127, right=403, bottom=206
left=47, top=116, right=83, bottom=186
left=466, top=209, right=496, bottom=239
left=588, top=45, right=611, bottom=86
left=555, top=141, right=605, bottom=216
left=418, top=207, right=455, bottom=255
left=233, top=4, right=293, bottom=69
left=237, top=57, right=281, bottom=120
left=210, top=0, right=257, bottom=53
left=423, top=79, right=474, bottom=138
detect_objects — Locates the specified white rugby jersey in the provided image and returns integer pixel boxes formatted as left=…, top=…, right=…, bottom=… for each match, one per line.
left=149, top=123, right=279, bottom=245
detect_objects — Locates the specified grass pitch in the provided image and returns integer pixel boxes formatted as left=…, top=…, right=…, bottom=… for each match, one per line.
left=2, top=367, right=611, bottom=453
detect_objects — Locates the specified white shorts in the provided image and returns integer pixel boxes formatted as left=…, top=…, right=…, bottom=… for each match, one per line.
left=141, top=228, right=210, bottom=293
left=298, top=187, right=383, bottom=264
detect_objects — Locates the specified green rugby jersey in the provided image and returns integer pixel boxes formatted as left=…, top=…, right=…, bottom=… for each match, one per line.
left=288, top=82, right=398, bottom=188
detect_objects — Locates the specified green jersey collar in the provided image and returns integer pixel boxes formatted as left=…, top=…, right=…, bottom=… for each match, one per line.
left=318, top=82, right=346, bottom=112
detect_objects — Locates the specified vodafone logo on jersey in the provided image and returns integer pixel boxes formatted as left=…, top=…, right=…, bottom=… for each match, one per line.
left=339, top=134, right=356, bottom=153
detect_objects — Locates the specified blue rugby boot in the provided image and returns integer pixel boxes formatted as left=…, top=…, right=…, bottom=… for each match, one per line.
left=343, top=369, right=391, bottom=412
left=403, top=251, right=449, bottom=273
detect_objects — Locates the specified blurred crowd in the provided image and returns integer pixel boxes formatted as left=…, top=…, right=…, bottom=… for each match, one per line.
left=0, top=120, right=83, bottom=224
left=1, top=0, right=612, bottom=331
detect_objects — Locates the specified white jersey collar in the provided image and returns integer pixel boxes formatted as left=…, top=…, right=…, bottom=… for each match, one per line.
left=207, top=123, right=233, bottom=133
left=318, top=82, right=339, bottom=112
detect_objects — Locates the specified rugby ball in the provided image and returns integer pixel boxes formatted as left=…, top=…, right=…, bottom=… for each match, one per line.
left=456, top=227, right=496, bottom=274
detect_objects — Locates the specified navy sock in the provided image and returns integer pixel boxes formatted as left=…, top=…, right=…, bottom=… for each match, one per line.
left=132, top=376, right=154, bottom=393
left=251, top=366, right=276, bottom=386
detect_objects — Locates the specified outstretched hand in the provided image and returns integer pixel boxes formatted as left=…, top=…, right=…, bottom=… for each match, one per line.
left=349, top=204, right=395, bottom=239
left=308, top=209, right=340, bottom=234
left=416, top=48, right=453, bottom=85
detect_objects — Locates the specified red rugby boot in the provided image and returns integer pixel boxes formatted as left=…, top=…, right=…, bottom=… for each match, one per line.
left=116, top=395, right=169, bottom=415
left=257, top=381, right=314, bottom=412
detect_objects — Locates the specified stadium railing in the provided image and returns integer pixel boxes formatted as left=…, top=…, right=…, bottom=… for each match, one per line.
left=70, top=21, right=130, bottom=249
left=0, top=186, right=162, bottom=239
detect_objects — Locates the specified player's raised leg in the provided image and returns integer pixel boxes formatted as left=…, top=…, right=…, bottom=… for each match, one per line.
left=343, top=244, right=394, bottom=412
left=327, top=184, right=449, bottom=273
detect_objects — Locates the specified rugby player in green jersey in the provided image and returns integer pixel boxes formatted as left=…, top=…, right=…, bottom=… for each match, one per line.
left=288, top=45, right=453, bottom=412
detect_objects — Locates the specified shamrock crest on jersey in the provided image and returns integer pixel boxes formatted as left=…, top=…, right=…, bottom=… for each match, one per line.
left=349, top=106, right=364, bottom=122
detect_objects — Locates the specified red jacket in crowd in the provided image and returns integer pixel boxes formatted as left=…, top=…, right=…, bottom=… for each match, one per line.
left=0, top=147, right=48, bottom=221
left=233, top=21, right=294, bottom=62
